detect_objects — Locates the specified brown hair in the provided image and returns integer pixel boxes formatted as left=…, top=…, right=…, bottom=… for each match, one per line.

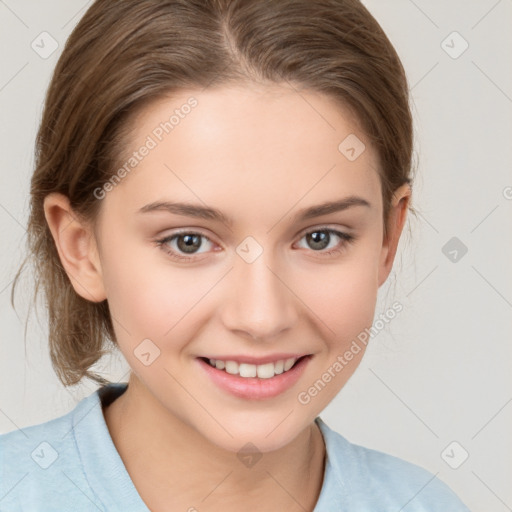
left=11, top=0, right=417, bottom=387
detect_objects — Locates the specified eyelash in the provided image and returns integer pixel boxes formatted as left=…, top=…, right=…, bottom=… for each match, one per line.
left=155, top=227, right=355, bottom=262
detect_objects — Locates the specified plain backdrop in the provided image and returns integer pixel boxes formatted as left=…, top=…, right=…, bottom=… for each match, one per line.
left=1, top=1, right=511, bottom=511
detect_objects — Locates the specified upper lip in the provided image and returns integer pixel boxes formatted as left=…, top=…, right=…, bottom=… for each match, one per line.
left=199, top=354, right=310, bottom=365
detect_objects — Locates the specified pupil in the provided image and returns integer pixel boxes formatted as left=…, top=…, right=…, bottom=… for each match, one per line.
left=308, top=231, right=329, bottom=250
left=176, top=232, right=330, bottom=254
left=178, top=234, right=201, bottom=253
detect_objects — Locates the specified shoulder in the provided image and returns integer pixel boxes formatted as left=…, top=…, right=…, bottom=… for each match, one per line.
left=315, top=417, right=471, bottom=511
left=0, top=394, right=105, bottom=511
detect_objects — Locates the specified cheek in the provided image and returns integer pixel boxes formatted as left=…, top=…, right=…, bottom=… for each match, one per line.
left=101, top=240, right=217, bottom=347
left=294, top=258, right=379, bottom=412
left=101, top=222, right=381, bottom=350
left=301, top=244, right=381, bottom=342
left=309, top=271, right=377, bottom=353
left=98, top=234, right=171, bottom=337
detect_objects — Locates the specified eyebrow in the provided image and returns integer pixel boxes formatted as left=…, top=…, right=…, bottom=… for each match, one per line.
left=137, top=195, right=371, bottom=226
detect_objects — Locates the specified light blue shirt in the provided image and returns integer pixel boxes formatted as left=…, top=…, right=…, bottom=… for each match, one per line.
left=1, top=382, right=470, bottom=511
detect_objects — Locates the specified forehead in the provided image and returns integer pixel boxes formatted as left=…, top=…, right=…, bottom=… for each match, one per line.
left=106, top=83, right=382, bottom=222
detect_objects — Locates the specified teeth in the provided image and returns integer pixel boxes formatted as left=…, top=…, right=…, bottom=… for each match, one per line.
left=284, top=358, right=296, bottom=371
left=206, top=357, right=301, bottom=378
left=225, top=360, right=239, bottom=375
left=256, top=363, right=275, bottom=379
left=239, top=363, right=257, bottom=378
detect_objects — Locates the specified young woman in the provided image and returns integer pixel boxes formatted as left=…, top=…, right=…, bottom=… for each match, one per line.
left=1, top=0, right=470, bottom=510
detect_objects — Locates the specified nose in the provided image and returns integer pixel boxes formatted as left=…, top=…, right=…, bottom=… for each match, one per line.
left=219, top=251, right=299, bottom=341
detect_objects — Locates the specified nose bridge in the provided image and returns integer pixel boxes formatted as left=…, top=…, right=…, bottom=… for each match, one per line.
left=221, top=246, right=297, bottom=340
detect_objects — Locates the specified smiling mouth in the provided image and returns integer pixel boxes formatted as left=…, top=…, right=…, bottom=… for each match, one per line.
left=199, top=355, right=309, bottom=379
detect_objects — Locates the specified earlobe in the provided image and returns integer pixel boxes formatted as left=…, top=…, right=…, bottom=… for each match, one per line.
left=43, top=192, right=107, bottom=303
left=377, top=184, right=411, bottom=287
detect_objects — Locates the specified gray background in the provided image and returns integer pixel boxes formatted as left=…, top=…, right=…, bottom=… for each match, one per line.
left=1, top=1, right=511, bottom=510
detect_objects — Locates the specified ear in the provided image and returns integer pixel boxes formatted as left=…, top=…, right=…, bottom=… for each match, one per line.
left=377, top=183, right=411, bottom=287
left=43, top=192, right=107, bottom=303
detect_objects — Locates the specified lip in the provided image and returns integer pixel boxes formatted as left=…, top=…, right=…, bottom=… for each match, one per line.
left=200, top=353, right=307, bottom=365
left=197, top=355, right=312, bottom=400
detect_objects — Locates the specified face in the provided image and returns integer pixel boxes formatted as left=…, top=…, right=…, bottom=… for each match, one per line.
left=83, top=83, right=407, bottom=452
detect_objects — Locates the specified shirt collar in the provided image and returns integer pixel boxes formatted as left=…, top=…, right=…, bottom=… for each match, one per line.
left=73, top=382, right=345, bottom=510
left=73, top=382, right=150, bottom=510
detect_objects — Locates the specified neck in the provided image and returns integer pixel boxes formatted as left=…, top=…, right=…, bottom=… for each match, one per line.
left=103, top=375, right=326, bottom=511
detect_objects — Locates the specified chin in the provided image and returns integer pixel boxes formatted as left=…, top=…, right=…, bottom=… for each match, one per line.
left=197, top=415, right=311, bottom=455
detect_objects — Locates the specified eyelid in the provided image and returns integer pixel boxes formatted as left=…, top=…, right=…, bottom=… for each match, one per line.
left=155, top=230, right=217, bottom=262
left=157, top=223, right=352, bottom=245
left=156, top=224, right=355, bottom=263
left=296, top=223, right=354, bottom=238
left=157, top=227, right=218, bottom=244
left=294, top=226, right=355, bottom=252
left=160, top=229, right=218, bottom=248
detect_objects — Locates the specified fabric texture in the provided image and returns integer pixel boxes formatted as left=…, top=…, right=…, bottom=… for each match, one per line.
left=0, top=382, right=470, bottom=511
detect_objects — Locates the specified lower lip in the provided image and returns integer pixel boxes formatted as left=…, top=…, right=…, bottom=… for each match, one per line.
left=197, top=356, right=312, bottom=400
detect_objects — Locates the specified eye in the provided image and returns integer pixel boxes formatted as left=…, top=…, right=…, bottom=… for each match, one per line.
left=156, top=231, right=216, bottom=262
left=295, top=228, right=355, bottom=257
left=155, top=226, right=356, bottom=263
